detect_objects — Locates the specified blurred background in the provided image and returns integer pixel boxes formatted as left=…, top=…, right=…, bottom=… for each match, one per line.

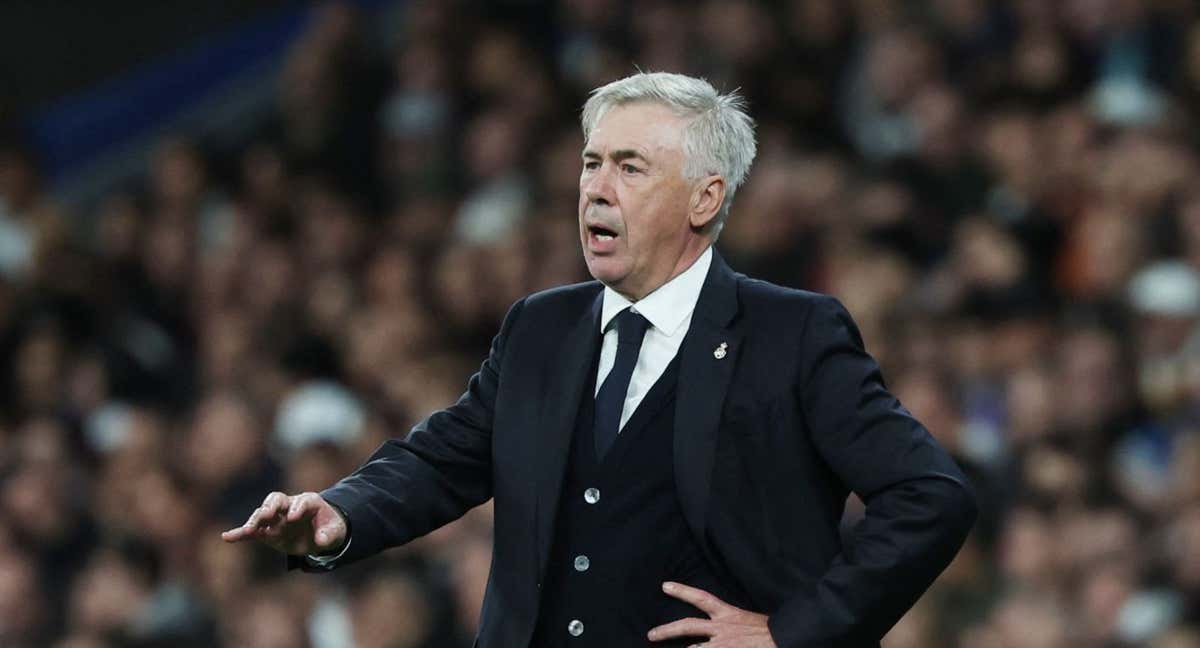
left=2, top=0, right=1200, bottom=646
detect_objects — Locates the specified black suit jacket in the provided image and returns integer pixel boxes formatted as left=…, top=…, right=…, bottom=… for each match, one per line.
left=317, top=252, right=977, bottom=647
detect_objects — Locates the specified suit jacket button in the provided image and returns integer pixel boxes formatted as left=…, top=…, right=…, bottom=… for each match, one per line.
left=568, top=619, right=584, bottom=636
left=584, top=488, right=600, bottom=504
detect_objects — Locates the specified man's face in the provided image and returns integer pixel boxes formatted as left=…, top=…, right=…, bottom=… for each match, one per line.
left=579, top=102, right=696, bottom=299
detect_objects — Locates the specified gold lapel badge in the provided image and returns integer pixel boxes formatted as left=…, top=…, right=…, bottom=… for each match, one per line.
left=713, top=342, right=728, bottom=359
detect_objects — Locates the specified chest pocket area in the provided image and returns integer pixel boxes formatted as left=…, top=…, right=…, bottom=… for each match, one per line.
left=718, top=390, right=785, bottom=436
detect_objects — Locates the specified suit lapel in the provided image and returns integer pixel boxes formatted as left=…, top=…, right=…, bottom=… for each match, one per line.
left=674, top=251, right=741, bottom=560
left=534, top=289, right=602, bottom=579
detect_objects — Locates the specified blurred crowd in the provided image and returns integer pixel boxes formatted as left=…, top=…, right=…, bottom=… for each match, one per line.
left=3, top=0, right=1200, bottom=646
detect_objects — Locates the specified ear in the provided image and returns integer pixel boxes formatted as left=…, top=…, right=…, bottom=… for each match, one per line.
left=689, top=175, right=725, bottom=231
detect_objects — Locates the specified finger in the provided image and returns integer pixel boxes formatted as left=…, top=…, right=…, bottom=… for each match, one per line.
left=287, top=492, right=320, bottom=522
left=248, top=492, right=293, bottom=531
left=243, top=506, right=266, bottom=529
left=224, top=517, right=270, bottom=539
left=261, top=491, right=290, bottom=520
left=251, top=505, right=285, bottom=529
left=221, top=526, right=252, bottom=542
left=662, top=582, right=728, bottom=617
left=647, top=617, right=715, bottom=641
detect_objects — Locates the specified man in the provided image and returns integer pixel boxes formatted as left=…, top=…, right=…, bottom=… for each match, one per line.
left=224, top=72, right=977, bottom=647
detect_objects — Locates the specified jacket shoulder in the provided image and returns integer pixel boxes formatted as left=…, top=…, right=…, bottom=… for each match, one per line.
left=524, top=279, right=602, bottom=308
left=735, top=274, right=838, bottom=315
left=508, top=279, right=602, bottom=327
left=732, top=275, right=867, bottom=361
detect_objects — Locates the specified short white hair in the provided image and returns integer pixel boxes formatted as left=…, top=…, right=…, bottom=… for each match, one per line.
left=581, top=71, right=757, bottom=236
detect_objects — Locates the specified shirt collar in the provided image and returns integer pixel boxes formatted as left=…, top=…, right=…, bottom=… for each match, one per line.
left=600, top=246, right=713, bottom=336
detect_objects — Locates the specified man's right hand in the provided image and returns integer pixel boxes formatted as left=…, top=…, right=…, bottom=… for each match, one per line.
left=221, top=491, right=347, bottom=556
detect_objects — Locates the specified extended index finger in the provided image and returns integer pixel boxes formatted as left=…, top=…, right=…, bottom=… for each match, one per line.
left=661, top=581, right=728, bottom=617
left=221, top=525, right=253, bottom=542
left=221, top=492, right=290, bottom=541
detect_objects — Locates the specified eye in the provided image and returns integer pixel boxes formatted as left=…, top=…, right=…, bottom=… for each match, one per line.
left=621, top=163, right=642, bottom=174
left=583, top=160, right=600, bottom=170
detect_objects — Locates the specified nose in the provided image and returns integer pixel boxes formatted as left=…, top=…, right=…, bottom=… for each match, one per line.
left=583, top=165, right=615, bottom=207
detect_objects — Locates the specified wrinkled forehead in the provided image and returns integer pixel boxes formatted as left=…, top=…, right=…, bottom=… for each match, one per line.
left=584, top=102, right=689, bottom=156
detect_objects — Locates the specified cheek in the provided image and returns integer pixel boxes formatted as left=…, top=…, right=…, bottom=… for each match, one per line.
left=631, top=198, right=674, bottom=242
left=576, top=197, right=588, bottom=228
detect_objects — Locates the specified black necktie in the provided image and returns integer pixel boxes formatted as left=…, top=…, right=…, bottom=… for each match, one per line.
left=594, top=308, right=651, bottom=460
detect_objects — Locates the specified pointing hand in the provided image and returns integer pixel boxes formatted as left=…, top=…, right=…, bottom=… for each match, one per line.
left=221, top=491, right=347, bottom=556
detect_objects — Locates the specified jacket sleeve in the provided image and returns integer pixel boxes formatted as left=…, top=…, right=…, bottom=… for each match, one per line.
left=306, top=298, right=525, bottom=569
left=767, top=296, right=977, bottom=647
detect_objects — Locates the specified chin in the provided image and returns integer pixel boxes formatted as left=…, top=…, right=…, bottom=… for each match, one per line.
left=584, top=255, right=629, bottom=287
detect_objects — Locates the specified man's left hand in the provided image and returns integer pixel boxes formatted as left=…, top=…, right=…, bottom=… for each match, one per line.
left=647, top=581, right=777, bottom=647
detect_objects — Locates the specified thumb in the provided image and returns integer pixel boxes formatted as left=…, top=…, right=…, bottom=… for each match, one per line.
left=314, top=525, right=333, bottom=547
left=314, top=518, right=342, bottom=548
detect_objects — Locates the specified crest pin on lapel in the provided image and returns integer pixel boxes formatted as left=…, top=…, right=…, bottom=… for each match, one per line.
left=713, top=342, right=728, bottom=359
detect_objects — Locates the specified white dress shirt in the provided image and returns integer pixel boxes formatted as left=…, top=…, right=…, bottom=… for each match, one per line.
left=596, top=246, right=712, bottom=431
left=310, top=246, right=713, bottom=566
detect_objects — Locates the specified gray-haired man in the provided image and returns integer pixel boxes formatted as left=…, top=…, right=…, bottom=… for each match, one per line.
left=225, top=72, right=976, bottom=647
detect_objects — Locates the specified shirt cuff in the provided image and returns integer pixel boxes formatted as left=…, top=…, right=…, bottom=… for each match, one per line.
left=305, top=536, right=351, bottom=569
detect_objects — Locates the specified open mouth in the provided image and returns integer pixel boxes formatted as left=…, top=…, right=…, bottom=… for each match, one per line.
left=588, top=224, right=618, bottom=242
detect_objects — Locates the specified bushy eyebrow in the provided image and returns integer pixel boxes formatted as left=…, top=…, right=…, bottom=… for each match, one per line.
left=581, top=148, right=651, bottom=165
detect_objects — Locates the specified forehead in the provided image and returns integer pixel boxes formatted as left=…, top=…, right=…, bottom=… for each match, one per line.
left=585, top=102, right=687, bottom=155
